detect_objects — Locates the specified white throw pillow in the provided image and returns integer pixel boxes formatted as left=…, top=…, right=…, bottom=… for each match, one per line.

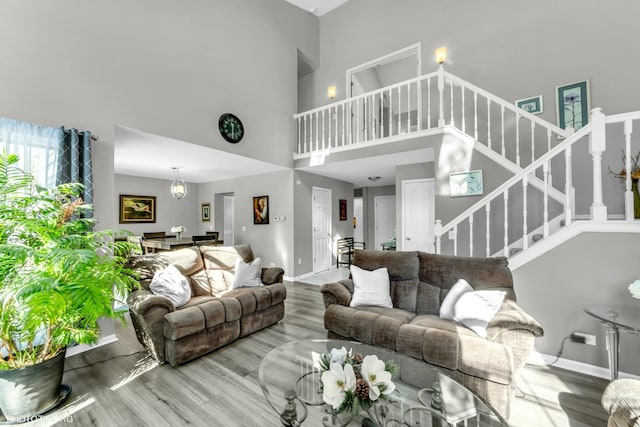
left=439, top=279, right=473, bottom=320
left=453, top=290, right=506, bottom=338
left=150, top=264, right=191, bottom=308
left=231, top=257, right=263, bottom=289
left=349, top=265, right=393, bottom=308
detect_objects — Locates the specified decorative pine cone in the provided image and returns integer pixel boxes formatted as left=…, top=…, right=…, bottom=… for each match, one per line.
left=355, top=378, right=369, bottom=400
left=353, top=353, right=363, bottom=363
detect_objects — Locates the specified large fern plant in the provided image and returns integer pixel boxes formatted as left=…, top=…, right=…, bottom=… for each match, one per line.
left=0, top=153, right=137, bottom=370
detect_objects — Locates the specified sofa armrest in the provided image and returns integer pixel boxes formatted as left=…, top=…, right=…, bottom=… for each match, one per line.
left=261, top=267, right=284, bottom=285
left=320, top=279, right=353, bottom=308
left=127, top=289, right=175, bottom=362
left=487, top=299, right=544, bottom=337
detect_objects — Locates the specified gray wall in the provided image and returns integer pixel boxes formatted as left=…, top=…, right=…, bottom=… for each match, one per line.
left=0, top=0, right=318, bottom=230
left=513, top=232, right=640, bottom=375
left=199, top=170, right=294, bottom=275
left=293, top=171, right=354, bottom=277
left=114, top=174, right=200, bottom=236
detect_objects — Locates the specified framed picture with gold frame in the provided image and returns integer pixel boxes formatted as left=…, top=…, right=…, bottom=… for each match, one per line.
left=119, top=195, right=156, bottom=223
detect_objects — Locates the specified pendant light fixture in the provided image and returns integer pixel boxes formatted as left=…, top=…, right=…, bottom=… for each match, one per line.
left=170, top=167, right=187, bottom=199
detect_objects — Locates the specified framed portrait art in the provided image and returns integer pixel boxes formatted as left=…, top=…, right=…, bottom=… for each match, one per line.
left=119, top=195, right=156, bottom=223
left=253, top=195, right=269, bottom=224
left=201, top=203, right=211, bottom=222
left=339, top=199, right=347, bottom=221
left=556, top=80, right=590, bottom=132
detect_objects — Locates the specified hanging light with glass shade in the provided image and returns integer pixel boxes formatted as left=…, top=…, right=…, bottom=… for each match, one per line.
left=170, top=167, right=187, bottom=199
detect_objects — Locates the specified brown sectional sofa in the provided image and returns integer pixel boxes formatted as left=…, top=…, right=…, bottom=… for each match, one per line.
left=321, top=249, right=543, bottom=419
left=127, top=244, right=286, bottom=366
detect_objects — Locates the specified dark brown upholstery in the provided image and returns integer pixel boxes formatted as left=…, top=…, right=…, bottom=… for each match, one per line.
left=127, top=244, right=285, bottom=366
left=320, top=249, right=543, bottom=419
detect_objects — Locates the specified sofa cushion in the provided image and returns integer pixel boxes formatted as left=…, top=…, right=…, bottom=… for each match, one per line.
left=200, top=244, right=254, bottom=294
left=350, top=265, right=392, bottom=308
left=439, top=279, right=473, bottom=320
left=150, top=265, right=191, bottom=308
left=157, top=247, right=209, bottom=297
left=453, top=290, right=506, bottom=338
left=231, top=257, right=263, bottom=289
left=415, top=281, right=441, bottom=315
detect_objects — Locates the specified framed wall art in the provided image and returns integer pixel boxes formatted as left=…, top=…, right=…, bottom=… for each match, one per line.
left=449, top=170, right=484, bottom=197
left=253, top=195, right=269, bottom=224
left=119, top=195, right=156, bottom=223
left=201, top=202, right=211, bottom=222
left=339, top=199, right=347, bottom=221
left=515, top=95, right=543, bottom=115
left=556, top=80, right=590, bottom=131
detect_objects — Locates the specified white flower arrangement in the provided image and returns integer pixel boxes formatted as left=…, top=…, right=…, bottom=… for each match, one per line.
left=314, top=347, right=396, bottom=415
left=170, top=225, right=186, bottom=234
left=629, top=279, right=640, bottom=299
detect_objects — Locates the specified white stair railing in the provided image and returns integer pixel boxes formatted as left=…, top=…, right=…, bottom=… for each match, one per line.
left=435, top=109, right=640, bottom=258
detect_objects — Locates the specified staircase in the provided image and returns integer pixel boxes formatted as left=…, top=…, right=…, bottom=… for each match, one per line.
left=294, top=67, right=640, bottom=268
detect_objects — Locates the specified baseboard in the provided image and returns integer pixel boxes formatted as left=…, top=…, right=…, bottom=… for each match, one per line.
left=529, top=350, right=640, bottom=380
left=289, top=271, right=316, bottom=282
left=65, top=334, right=119, bottom=357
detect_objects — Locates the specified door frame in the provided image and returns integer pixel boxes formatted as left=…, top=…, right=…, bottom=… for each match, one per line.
left=312, top=186, right=332, bottom=273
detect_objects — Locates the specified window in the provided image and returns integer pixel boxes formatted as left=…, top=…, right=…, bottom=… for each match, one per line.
left=0, top=118, right=62, bottom=188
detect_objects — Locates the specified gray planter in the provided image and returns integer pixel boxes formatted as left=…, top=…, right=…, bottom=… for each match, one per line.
left=0, top=348, right=68, bottom=422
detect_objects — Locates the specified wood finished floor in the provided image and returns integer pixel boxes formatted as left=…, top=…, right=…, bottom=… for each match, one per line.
left=26, top=282, right=609, bottom=427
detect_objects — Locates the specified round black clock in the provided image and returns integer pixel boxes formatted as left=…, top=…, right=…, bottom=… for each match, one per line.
left=218, top=113, right=244, bottom=143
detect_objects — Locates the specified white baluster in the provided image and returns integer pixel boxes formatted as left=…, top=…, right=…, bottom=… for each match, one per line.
left=503, top=190, right=509, bottom=256
left=380, top=92, right=384, bottom=138
left=398, top=86, right=402, bottom=134
left=501, top=106, right=505, bottom=156
left=522, top=175, right=528, bottom=250
left=322, top=109, right=326, bottom=150
left=437, top=66, right=445, bottom=127
left=487, top=99, right=492, bottom=150
left=434, top=220, right=442, bottom=254
left=625, top=119, right=634, bottom=220
left=450, top=82, right=454, bottom=126
left=452, top=224, right=458, bottom=256
left=530, top=121, right=536, bottom=164
left=515, top=112, right=520, bottom=167
left=485, top=204, right=491, bottom=257
left=328, top=107, right=332, bottom=149
left=297, top=117, right=301, bottom=154
left=589, top=108, right=607, bottom=221
left=363, top=97, right=368, bottom=142
left=407, top=83, right=411, bottom=133
left=427, top=78, right=432, bottom=129
left=564, top=145, right=574, bottom=225
left=304, top=115, right=308, bottom=153
left=315, top=112, right=319, bottom=152
left=389, top=89, right=393, bottom=135
left=356, top=99, right=361, bottom=143
left=417, top=80, right=422, bottom=131
left=543, top=161, right=550, bottom=237
left=348, top=100, right=353, bottom=146
left=547, top=129, right=552, bottom=186
left=461, top=85, right=466, bottom=134
left=468, top=214, right=473, bottom=256
left=474, top=91, right=478, bottom=140
left=334, top=105, right=338, bottom=146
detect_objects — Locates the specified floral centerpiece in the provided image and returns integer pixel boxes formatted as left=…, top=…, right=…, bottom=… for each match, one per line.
left=170, top=225, right=186, bottom=239
left=314, top=347, right=397, bottom=418
left=629, top=279, right=640, bottom=299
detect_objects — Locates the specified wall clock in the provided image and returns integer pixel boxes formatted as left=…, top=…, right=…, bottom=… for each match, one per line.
left=218, top=113, right=244, bottom=143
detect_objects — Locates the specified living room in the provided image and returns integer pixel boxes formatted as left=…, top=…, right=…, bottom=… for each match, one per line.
left=1, top=0, right=640, bottom=425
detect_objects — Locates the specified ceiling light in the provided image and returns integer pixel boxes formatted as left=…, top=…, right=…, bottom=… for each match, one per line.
left=170, top=167, right=187, bottom=199
left=368, top=176, right=381, bottom=182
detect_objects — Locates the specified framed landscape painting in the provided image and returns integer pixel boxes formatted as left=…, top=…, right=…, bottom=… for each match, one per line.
left=119, top=195, right=156, bottom=223
left=556, top=80, right=590, bottom=131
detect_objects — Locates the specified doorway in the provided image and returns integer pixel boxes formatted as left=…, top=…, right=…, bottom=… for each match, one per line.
left=374, top=195, right=396, bottom=250
left=401, top=179, right=435, bottom=252
left=353, top=197, right=364, bottom=244
left=312, top=187, right=332, bottom=272
left=223, top=195, right=234, bottom=246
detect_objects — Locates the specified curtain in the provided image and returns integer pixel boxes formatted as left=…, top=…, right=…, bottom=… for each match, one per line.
left=56, top=128, right=94, bottom=216
left=0, top=117, right=62, bottom=188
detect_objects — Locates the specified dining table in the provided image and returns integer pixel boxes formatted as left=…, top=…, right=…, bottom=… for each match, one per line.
left=141, top=236, right=198, bottom=252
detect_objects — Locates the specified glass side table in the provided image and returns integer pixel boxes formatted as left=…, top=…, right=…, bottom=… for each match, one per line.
left=584, top=305, right=640, bottom=381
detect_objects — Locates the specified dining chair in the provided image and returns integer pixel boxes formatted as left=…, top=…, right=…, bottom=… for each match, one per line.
left=126, top=235, right=144, bottom=255
left=143, top=231, right=167, bottom=239
left=192, top=235, right=216, bottom=246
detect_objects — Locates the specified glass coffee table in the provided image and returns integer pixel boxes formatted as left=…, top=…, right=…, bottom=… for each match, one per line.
left=258, top=339, right=507, bottom=426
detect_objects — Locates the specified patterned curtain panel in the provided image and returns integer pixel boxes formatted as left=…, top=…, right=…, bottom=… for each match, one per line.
left=0, top=117, right=62, bottom=188
left=56, top=128, right=94, bottom=216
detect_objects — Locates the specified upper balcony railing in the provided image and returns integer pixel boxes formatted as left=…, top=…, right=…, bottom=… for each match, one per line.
left=294, top=67, right=570, bottom=174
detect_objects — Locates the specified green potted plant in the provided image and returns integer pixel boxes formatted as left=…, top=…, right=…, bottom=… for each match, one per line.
left=0, top=153, right=137, bottom=420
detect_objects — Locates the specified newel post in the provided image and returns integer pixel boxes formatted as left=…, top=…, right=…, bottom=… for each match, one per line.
left=434, top=220, right=442, bottom=254
left=437, top=65, right=445, bottom=127
left=589, top=107, right=607, bottom=222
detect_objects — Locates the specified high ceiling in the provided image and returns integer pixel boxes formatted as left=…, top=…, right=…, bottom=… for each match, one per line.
left=284, top=0, right=349, bottom=16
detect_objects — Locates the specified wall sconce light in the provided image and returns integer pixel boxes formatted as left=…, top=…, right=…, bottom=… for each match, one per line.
left=327, top=86, right=337, bottom=99
left=170, top=167, right=187, bottom=199
left=435, top=47, right=447, bottom=65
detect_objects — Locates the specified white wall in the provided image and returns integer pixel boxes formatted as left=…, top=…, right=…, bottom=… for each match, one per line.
left=114, top=174, right=200, bottom=236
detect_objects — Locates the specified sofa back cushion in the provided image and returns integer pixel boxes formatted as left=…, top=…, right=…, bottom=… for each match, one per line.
left=200, top=244, right=255, bottom=295
left=417, top=253, right=515, bottom=301
left=353, top=250, right=419, bottom=312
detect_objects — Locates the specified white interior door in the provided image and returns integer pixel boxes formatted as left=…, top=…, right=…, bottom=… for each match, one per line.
left=223, top=195, right=234, bottom=245
left=374, top=195, right=396, bottom=250
left=312, top=187, right=332, bottom=272
left=402, top=179, right=435, bottom=252
left=353, top=197, right=364, bottom=244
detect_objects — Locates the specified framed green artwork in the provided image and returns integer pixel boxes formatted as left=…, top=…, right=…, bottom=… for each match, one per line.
left=515, top=95, right=543, bottom=115
left=556, top=80, right=590, bottom=131
left=450, top=170, right=484, bottom=197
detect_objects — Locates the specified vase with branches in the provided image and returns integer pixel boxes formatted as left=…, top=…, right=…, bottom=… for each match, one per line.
left=609, top=149, right=640, bottom=219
